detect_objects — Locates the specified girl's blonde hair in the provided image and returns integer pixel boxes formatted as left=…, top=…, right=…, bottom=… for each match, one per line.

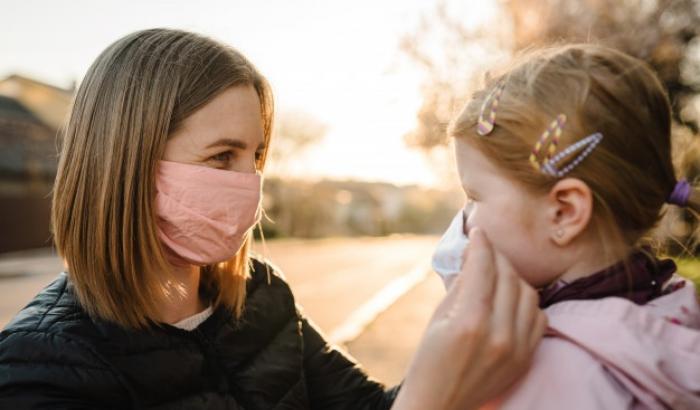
left=52, top=28, right=273, bottom=328
left=450, top=44, right=700, bottom=261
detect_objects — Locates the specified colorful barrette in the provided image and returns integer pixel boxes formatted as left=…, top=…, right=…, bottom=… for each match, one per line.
left=529, top=113, right=604, bottom=178
left=476, top=81, right=506, bottom=136
left=539, top=132, right=604, bottom=178
left=530, top=114, right=567, bottom=171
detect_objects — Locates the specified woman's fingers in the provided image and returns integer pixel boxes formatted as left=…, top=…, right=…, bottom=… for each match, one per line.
left=487, top=250, right=520, bottom=362
left=502, top=280, right=537, bottom=373
left=393, top=227, right=549, bottom=410
left=528, top=308, right=548, bottom=353
left=454, top=228, right=497, bottom=318
left=431, top=266, right=464, bottom=320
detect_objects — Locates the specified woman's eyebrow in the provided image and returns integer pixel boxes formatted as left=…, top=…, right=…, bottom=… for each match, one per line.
left=205, top=138, right=267, bottom=151
left=205, top=138, right=247, bottom=150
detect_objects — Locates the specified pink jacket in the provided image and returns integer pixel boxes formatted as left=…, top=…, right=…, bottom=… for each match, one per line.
left=486, top=279, right=700, bottom=410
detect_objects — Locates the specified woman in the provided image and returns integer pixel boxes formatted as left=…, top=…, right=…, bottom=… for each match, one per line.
left=0, top=28, right=545, bottom=409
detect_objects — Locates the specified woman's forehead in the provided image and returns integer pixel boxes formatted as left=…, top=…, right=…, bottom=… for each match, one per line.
left=172, top=85, right=264, bottom=149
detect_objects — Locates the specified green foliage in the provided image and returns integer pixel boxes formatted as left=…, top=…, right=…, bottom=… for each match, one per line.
left=675, top=258, right=700, bottom=291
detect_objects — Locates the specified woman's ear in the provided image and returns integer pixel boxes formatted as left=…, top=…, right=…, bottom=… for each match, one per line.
left=546, top=178, right=593, bottom=246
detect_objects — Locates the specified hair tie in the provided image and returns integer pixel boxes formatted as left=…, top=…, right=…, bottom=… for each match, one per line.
left=667, top=179, right=691, bottom=207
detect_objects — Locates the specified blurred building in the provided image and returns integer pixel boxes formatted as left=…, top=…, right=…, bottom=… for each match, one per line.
left=261, top=178, right=461, bottom=239
left=0, top=75, right=73, bottom=254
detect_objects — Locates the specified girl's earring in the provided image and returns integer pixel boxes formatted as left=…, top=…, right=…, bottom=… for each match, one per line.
left=555, top=229, right=565, bottom=239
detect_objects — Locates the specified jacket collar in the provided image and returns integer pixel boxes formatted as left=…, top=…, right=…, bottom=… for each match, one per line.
left=539, top=249, right=677, bottom=308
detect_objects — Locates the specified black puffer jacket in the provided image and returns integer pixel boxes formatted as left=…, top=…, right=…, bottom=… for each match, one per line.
left=0, top=259, right=398, bottom=409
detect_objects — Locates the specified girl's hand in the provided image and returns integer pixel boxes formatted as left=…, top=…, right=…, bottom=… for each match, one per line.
left=392, top=228, right=546, bottom=410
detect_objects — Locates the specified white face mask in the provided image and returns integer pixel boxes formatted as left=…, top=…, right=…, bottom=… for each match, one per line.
left=431, top=209, right=470, bottom=290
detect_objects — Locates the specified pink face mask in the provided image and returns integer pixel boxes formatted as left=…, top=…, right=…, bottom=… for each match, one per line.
left=155, top=160, right=262, bottom=266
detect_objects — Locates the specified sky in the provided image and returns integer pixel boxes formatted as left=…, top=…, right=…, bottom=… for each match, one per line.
left=0, top=0, right=498, bottom=187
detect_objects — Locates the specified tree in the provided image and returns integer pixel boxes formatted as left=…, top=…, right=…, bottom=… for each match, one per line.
left=266, top=109, right=327, bottom=175
left=507, top=0, right=700, bottom=132
left=400, top=1, right=513, bottom=151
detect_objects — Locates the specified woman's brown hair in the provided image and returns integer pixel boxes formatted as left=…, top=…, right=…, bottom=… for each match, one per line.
left=450, top=44, right=700, bottom=262
left=52, top=28, right=273, bottom=328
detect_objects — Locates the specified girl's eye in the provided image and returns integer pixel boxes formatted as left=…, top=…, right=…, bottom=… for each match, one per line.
left=255, top=151, right=263, bottom=161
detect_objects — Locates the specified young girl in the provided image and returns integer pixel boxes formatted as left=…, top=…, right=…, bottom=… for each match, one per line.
left=0, top=28, right=546, bottom=409
left=433, top=44, right=700, bottom=409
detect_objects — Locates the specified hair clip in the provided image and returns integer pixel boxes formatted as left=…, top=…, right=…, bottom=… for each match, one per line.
left=529, top=114, right=567, bottom=171
left=529, top=113, right=603, bottom=178
left=476, top=81, right=506, bottom=136
left=540, top=132, right=604, bottom=178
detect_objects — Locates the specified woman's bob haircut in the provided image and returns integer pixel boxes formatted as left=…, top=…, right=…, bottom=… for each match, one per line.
left=51, top=28, right=273, bottom=328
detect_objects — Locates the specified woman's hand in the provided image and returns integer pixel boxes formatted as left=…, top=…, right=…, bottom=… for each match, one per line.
left=392, top=228, right=547, bottom=410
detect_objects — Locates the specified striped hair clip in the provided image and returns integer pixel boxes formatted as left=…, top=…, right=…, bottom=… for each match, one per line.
left=529, top=113, right=604, bottom=178
left=476, top=81, right=506, bottom=136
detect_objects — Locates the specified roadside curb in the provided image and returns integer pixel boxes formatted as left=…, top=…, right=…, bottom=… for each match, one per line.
left=328, top=263, right=431, bottom=345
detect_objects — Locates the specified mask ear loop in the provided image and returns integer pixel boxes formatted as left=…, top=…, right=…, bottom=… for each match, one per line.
left=476, top=80, right=506, bottom=136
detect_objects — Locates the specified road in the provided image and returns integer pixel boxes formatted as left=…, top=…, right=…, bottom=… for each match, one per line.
left=251, top=235, right=438, bottom=339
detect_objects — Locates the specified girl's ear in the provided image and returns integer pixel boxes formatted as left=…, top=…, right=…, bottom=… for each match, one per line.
left=546, top=178, right=593, bottom=246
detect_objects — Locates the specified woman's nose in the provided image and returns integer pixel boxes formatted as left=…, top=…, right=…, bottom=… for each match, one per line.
left=231, top=154, right=258, bottom=174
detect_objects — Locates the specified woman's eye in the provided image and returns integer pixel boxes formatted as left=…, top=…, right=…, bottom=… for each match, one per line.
left=211, top=151, right=233, bottom=163
left=210, top=150, right=262, bottom=169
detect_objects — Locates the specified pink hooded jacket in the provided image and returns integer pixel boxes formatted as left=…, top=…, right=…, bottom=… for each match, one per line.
left=486, top=279, right=700, bottom=410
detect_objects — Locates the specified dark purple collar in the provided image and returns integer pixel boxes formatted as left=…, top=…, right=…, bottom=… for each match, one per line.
left=538, top=249, right=677, bottom=308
